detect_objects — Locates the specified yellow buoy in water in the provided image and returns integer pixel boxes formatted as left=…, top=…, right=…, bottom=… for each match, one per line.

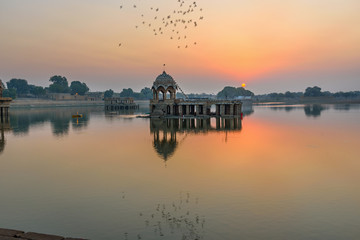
left=72, top=112, right=83, bottom=118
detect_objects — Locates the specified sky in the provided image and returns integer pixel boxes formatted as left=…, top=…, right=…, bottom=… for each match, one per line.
left=0, top=0, right=359, bottom=94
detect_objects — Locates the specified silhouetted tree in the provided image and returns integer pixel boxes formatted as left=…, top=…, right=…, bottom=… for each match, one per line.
left=120, top=88, right=134, bottom=97
left=140, top=87, right=153, bottom=99
left=49, top=75, right=70, bottom=93
left=29, top=85, right=46, bottom=97
left=6, top=79, right=29, bottom=96
left=217, top=86, right=254, bottom=99
left=3, top=88, right=17, bottom=99
left=304, top=86, right=323, bottom=97
left=70, top=81, right=89, bottom=95
left=104, top=89, right=114, bottom=98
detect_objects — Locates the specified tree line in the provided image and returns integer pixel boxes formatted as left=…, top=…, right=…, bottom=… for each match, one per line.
left=255, top=86, right=360, bottom=101
left=2, top=75, right=359, bottom=101
left=2, top=76, right=89, bottom=99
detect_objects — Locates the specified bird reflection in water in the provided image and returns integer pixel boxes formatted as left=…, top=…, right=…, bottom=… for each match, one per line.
left=150, top=117, right=242, bottom=161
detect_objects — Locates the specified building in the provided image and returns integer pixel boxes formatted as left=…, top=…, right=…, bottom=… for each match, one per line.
left=150, top=71, right=242, bottom=117
left=104, top=97, right=139, bottom=111
left=0, top=80, right=12, bottom=123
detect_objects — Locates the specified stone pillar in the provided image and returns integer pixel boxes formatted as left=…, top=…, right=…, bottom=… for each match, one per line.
left=198, top=105, right=203, bottom=115
left=169, top=105, right=173, bottom=115
left=186, top=105, right=190, bottom=116
left=216, top=117, right=221, bottom=129
left=220, top=105, right=225, bottom=116
left=216, top=105, right=220, bottom=116
left=207, top=105, right=211, bottom=115
left=230, top=104, right=234, bottom=115
left=230, top=118, right=235, bottom=129
left=196, top=118, right=201, bottom=129
left=179, top=105, right=183, bottom=116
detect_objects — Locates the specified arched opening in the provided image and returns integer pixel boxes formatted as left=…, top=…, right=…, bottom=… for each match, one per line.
left=234, top=104, right=237, bottom=115
left=173, top=105, right=179, bottom=116
left=167, top=105, right=171, bottom=114
left=166, top=91, right=171, bottom=100
left=152, top=105, right=156, bottom=113
left=158, top=91, right=165, bottom=101
left=189, top=105, right=195, bottom=115
left=153, top=90, right=157, bottom=100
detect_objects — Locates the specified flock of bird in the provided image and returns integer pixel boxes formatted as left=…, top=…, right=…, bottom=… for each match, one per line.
left=119, top=0, right=205, bottom=49
left=123, top=192, right=206, bottom=240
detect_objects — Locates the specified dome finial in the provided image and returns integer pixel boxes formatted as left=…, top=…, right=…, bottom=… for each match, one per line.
left=163, top=63, right=166, bottom=73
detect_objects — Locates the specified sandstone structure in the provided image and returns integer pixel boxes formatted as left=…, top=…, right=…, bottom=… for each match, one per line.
left=150, top=71, right=242, bottom=117
left=0, top=80, right=12, bottom=123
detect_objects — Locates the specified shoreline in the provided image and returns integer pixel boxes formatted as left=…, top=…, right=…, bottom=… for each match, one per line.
left=0, top=227, right=86, bottom=240
left=10, top=99, right=104, bottom=109
left=8, top=98, right=360, bottom=110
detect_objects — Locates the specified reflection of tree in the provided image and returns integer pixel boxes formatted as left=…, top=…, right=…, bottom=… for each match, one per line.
left=150, top=118, right=242, bottom=161
left=51, top=114, right=70, bottom=137
left=269, top=106, right=300, bottom=112
left=304, top=104, right=325, bottom=117
left=333, top=104, right=360, bottom=111
left=9, top=107, right=97, bottom=136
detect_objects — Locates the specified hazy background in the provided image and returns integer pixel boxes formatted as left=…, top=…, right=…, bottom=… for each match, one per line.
left=1, top=0, right=359, bottom=94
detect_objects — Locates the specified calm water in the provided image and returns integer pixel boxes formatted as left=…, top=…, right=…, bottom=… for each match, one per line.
left=0, top=103, right=359, bottom=240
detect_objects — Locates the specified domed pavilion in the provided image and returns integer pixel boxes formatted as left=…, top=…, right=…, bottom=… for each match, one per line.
left=152, top=71, right=177, bottom=101
left=149, top=70, right=243, bottom=117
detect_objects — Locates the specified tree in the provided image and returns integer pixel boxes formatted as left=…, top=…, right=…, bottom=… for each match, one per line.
left=285, top=91, right=296, bottom=98
left=120, top=88, right=134, bottom=97
left=29, top=85, right=46, bottom=97
left=3, top=88, right=17, bottom=99
left=217, top=86, right=254, bottom=99
left=48, top=75, right=70, bottom=93
left=104, top=89, right=114, bottom=98
left=70, top=81, right=89, bottom=95
left=304, top=86, right=322, bottom=97
left=6, top=79, right=29, bottom=95
left=140, top=87, right=153, bottom=99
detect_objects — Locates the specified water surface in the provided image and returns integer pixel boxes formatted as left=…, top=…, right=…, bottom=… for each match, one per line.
left=0, top=104, right=359, bottom=240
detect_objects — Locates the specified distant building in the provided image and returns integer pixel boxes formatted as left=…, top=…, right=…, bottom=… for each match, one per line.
left=47, top=92, right=103, bottom=101
left=104, top=97, right=139, bottom=111
left=0, top=79, right=12, bottom=123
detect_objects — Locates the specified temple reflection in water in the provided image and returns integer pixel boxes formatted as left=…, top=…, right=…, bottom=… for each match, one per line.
left=150, top=117, right=242, bottom=161
left=0, top=121, right=11, bottom=155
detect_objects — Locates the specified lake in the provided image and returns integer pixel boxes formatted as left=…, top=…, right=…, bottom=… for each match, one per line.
left=0, top=103, right=359, bottom=240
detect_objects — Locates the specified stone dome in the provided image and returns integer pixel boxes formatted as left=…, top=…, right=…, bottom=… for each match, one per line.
left=152, top=71, right=177, bottom=90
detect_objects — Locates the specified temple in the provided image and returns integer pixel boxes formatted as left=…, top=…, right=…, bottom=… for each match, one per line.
left=150, top=71, right=242, bottom=117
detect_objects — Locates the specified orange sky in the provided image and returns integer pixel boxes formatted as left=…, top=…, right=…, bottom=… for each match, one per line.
left=1, top=0, right=359, bottom=93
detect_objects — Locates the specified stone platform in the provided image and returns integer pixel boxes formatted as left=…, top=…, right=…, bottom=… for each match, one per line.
left=0, top=228, right=86, bottom=240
